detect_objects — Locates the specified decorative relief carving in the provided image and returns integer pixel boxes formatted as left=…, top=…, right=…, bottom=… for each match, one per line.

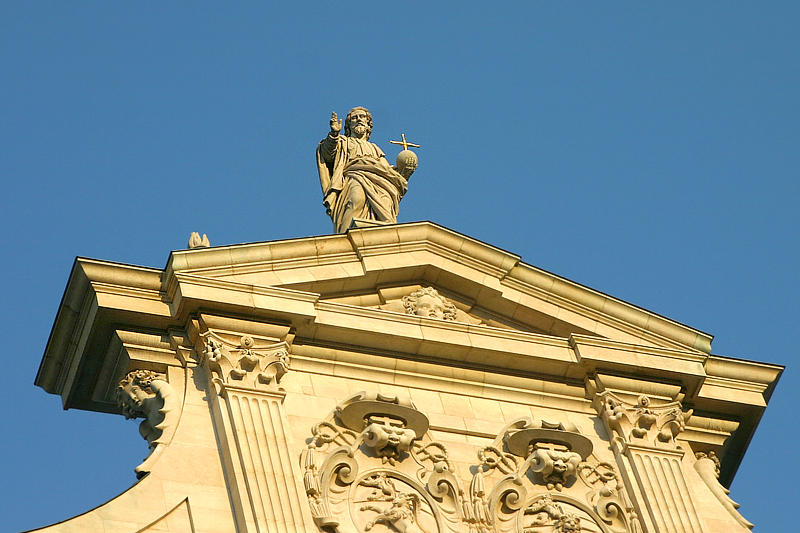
left=402, top=287, right=457, bottom=321
left=596, top=392, right=690, bottom=449
left=594, top=391, right=703, bottom=533
left=115, top=369, right=177, bottom=477
left=475, top=417, right=641, bottom=533
left=303, top=392, right=461, bottom=532
left=303, top=399, right=642, bottom=533
left=200, top=334, right=289, bottom=392
left=522, top=494, right=582, bottom=532
left=357, top=473, right=430, bottom=533
left=694, top=451, right=753, bottom=529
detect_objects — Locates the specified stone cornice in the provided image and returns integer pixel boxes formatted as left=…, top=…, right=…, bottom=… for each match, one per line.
left=162, top=222, right=712, bottom=354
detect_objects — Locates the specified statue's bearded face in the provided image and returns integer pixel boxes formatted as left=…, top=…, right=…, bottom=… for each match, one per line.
left=347, top=108, right=371, bottom=138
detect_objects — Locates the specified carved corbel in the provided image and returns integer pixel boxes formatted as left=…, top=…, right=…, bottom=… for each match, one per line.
left=695, top=451, right=753, bottom=529
left=115, top=369, right=177, bottom=477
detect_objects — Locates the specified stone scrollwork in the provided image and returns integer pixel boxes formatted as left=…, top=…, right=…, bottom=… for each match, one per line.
left=200, top=334, right=289, bottom=392
left=115, top=369, right=177, bottom=477
left=694, top=451, right=753, bottom=529
left=302, top=399, right=642, bottom=533
left=596, top=392, right=690, bottom=449
left=303, top=392, right=462, bottom=533
left=474, top=417, right=641, bottom=533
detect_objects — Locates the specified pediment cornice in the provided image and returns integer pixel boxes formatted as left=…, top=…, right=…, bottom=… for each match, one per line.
left=163, top=222, right=713, bottom=353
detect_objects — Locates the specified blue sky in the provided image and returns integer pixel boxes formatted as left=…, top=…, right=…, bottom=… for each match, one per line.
left=1, top=3, right=797, bottom=531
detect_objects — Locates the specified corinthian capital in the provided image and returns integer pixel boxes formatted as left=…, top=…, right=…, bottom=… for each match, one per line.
left=596, top=391, right=690, bottom=449
left=201, top=334, right=290, bottom=392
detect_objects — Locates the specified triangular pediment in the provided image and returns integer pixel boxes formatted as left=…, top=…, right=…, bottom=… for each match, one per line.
left=164, top=222, right=713, bottom=353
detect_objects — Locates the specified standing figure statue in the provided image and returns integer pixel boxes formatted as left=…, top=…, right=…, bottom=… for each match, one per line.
left=316, top=107, right=418, bottom=233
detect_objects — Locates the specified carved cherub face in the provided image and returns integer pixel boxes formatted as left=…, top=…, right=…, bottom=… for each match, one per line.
left=415, top=293, right=446, bottom=319
left=118, top=383, right=146, bottom=419
left=116, top=370, right=158, bottom=419
left=402, top=287, right=457, bottom=321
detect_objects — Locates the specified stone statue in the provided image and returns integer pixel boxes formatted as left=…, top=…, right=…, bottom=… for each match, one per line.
left=316, top=107, right=418, bottom=233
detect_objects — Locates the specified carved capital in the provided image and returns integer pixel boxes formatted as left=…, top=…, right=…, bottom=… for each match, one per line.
left=201, top=334, right=289, bottom=392
left=596, top=391, right=690, bottom=449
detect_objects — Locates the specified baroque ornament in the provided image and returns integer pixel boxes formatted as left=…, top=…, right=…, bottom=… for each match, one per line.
left=402, top=287, right=457, bottom=321
left=302, top=392, right=461, bottom=533
left=201, top=334, right=289, bottom=392
left=596, top=393, right=690, bottom=449
left=476, top=418, right=642, bottom=533
left=115, top=369, right=177, bottom=477
left=694, top=451, right=753, bottom=529
left=302, top=396, right=643, bottom=533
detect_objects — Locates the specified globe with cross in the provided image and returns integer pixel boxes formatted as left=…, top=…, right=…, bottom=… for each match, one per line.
left=390, top=133, right=420, bottom=178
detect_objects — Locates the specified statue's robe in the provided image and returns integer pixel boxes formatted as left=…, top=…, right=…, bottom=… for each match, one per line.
left=317, top=133, right=408, bottom=233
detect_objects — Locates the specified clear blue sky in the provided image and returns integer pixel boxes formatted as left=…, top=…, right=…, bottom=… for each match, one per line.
left=1, top=3, right=797, bottom=531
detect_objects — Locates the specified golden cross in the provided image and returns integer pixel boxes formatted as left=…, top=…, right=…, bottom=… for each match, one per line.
left=389, top=133, right=420, bottom=151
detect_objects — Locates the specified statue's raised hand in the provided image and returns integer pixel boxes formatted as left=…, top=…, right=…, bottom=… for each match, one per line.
left=329, top=112, right=342, bottom=135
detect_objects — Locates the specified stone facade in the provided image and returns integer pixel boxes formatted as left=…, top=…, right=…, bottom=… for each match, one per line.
left=33, top=222, right=781, bottom=532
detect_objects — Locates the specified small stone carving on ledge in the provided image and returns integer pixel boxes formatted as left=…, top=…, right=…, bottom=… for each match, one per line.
left=187, top=231, right=210, bottom=249
left=115, top=369, right=177, bottom=477
left=402, top=287, right=458, bottom=321
left=694, top=451, right=753, bottom=529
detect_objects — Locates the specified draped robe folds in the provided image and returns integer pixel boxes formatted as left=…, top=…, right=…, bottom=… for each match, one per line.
left=317, top=134, right=408, bottom=233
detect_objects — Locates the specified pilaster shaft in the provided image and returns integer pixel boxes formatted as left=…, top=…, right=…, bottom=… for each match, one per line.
left=199, top=327, right=315, bottom=533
